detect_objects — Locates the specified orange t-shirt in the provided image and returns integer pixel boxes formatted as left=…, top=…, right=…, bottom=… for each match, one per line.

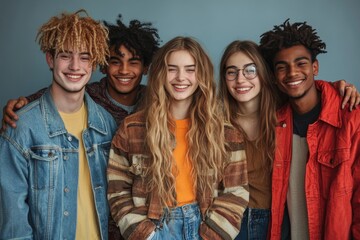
left=173, top=119, right=196, bottom=206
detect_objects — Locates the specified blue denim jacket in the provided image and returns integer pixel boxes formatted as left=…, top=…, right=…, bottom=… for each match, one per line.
left=0, top=89, right=117, bottom=240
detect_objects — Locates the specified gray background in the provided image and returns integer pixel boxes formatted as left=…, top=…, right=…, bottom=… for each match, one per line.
left=1, top=0, right=359, bottom=119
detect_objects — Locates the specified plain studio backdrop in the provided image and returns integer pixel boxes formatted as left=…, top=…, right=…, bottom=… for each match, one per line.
left=0, top=0, right=359, bottom=119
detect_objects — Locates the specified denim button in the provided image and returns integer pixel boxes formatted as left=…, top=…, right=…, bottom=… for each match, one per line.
left=64, top=187, right=69, bottom=193
left=67, top=136, right=72, bottom=141
left=64, top=155, right=69, bottom=160
left=64, top=211, right=69, bottom=216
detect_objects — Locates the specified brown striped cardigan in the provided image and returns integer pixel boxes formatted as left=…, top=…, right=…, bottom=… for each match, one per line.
left=107, top=111, right=249, bottom=240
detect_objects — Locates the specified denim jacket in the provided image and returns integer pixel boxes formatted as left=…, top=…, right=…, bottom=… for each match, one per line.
left=0, top=89, right=117, bottom=240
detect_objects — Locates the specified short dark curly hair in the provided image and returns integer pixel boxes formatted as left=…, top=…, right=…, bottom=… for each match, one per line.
left=259, top=19, right=327, bottom=71
left=103, top=15, right=161, bottom=68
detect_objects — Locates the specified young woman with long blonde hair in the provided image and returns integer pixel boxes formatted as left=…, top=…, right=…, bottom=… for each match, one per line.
left=107, top=36, right=249, bottom=240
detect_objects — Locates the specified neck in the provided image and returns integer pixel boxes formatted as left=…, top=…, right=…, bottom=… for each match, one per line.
left=170, top=100, right=191, bottom=120
left=107, top=83, right=140, bottom=106
left=50, top=86, right=85, bottom=113
left=290, top=85, right=320, bottom=115
left=236, top=96, right=260, bottom=118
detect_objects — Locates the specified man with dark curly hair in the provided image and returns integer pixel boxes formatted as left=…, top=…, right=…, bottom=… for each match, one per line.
left=2, top=14, right=161, bottom=126
left=259, top=19, right=360, bottom=239
left=0, top=10, right=118, bottom=239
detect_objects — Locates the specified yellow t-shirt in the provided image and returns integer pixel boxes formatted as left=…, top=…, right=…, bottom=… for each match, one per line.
left=60, top=103, right=100, bottom=239
left=173, top=119, right=196, bottom=206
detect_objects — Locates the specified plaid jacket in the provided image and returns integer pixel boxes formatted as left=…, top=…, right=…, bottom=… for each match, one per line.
left=107, top=111, right=249, bottom=240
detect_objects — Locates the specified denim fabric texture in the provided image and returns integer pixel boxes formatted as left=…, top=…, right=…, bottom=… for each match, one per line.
left=0, top=89, right=117, bottom=240
left=150, top=203, right=201, bottom=240
left=235, top=207, right=270, bottom=240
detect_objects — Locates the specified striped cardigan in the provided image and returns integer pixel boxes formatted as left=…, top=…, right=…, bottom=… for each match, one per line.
left=107, top=111, right=249, bottom=240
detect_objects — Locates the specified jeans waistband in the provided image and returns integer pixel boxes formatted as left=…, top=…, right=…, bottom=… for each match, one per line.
left=163, top=202, right=199, bottom=219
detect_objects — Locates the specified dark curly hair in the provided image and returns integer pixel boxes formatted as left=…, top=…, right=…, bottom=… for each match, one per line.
left=259, top=19, right=327, bottom=71
left=103, top=15, right=161, bottom=68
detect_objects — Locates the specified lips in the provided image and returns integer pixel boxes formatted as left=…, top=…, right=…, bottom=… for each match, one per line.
left=235, top=86, right=252, bottom=93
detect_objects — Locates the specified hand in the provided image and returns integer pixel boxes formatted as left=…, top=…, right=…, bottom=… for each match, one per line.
left=1, top=97, right=28, bottom=131
left=336, top=80, right=360, bottom=111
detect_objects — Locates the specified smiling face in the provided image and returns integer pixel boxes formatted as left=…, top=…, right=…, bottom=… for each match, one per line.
left=225, top=51, right=261, bottom=107
left=47, top=49, right=92, bottom=95
left=105, top=45, right=146, bottom=104
left=165, top=50, right=199, bottom=106
left=273, top=45, right=319, bottom=100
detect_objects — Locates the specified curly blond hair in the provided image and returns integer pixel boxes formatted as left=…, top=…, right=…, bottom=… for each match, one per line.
left=144, top=36, right=227, bottom=207
left=36, top=9, right=109, bottom=68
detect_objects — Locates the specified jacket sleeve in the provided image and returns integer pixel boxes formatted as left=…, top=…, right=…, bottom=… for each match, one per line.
left=352, top=125, right=360, bottom=238
left=26, top=87, right=47, bottom=103
left=107, top=123, right=155, bottom=240
left=0, top=134, right=33, bottom=239
left=200, top=148, right=249, bottom=240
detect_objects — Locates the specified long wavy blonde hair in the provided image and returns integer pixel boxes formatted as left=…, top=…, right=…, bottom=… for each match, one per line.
left=144, top=36, right=227, bottom=207
left=218, top=40, right=278, bottom=172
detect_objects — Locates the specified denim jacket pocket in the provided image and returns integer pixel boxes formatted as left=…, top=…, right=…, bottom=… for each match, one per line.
left=29, top=147, right=59, bottom=190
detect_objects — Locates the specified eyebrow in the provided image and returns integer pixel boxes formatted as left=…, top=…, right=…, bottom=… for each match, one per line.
left=109, top=55, right=142, bottom=62
left=167, top=64, right=196, bottom=68
left=58, top=50, right=90, bottom=55
left=225, top=62, right=255, bottom=70
left=274, top=56, right=310, bottom=66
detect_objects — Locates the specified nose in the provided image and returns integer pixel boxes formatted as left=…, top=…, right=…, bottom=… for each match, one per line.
left=69, top=56, right=80, bottom=71
left=177, top=69, right=186, bottom=81
left=236, top=69, right=246, bottom=82
left=118, top=62, right=130, bottom=74
left=287, top=64, right=298, bottom=77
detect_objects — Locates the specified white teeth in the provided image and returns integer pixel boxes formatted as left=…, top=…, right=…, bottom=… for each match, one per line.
left=287, top=80, right=302, bottom=86
left=236, top=87, right=251, bottom=91
left=117, top=78, right=131, bottom=83
left=174, top=85, right=188, bottom=89
left=67, top=74, right=81, bottom=79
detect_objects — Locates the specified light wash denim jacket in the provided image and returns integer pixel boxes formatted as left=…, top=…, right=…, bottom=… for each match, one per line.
left=0, top=88, right=117, bottom=240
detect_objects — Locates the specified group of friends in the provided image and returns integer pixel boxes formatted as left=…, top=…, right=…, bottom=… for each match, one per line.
left=0, top=9, right=359, bottom=240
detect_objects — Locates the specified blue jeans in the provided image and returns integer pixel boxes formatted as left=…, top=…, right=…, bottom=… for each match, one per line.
left=235, top=207, right=270, bottom=240
left=151, top=203, right=201, bottom=240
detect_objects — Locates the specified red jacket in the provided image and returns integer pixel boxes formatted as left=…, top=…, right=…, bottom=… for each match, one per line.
left=270, top=80, right=360, bottom=239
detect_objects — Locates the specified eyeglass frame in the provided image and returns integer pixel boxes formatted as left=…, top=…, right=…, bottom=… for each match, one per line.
left=225, top=63, right=257, bottom=81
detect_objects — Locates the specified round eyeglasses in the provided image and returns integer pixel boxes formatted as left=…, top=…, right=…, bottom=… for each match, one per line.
left=225, top=63, right=257, bottom=81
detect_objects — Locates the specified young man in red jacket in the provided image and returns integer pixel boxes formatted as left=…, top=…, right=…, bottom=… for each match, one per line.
left=260, top=19, right=360, bottom=239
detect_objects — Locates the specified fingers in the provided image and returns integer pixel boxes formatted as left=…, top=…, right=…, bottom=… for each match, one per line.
left=341, top=84, right=359, bottom=111
left=353, top=88, right=360, bottom=110
left=2, top=98, right=25, bottom=129
left=2, top=110, right=17, bottom=129
left=1, top=118, right=8, bottom=132
left=341, top=86, right=351, bottom=109
left=338, top=79, right=347, bottom=96
left=15, top=97, right=28, bottom=109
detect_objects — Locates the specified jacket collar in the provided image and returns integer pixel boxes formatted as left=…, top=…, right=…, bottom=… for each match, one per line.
left=40, top=88, right=111, bottom=138
left=277, top=80, right=341, bottom=128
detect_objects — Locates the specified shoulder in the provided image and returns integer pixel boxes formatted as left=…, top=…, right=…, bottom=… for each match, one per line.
left=122, top=111, right=146, bottom=127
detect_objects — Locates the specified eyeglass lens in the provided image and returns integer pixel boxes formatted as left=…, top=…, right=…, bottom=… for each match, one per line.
left=225, top=64, right=257, bottom=80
